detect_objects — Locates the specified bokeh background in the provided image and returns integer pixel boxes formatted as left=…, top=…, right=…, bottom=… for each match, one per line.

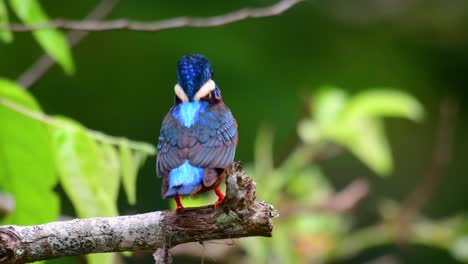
left=1, top=0, right=468, bottom=263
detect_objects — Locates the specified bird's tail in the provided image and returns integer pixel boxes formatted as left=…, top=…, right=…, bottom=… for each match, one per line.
left=165, top=160, right=203, bottom=197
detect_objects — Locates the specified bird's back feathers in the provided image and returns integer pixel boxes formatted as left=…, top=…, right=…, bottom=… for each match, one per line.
left=156, top=100, right=237, bottom=197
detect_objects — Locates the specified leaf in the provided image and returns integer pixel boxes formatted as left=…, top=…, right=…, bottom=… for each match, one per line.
left=98, top=142, right=120, bottom=203
left=239, top=237, right=270, bottom=263
left=341, top=89, right=424, bottom=122
left=0, top=0, right=12, bottom=43
left=50, top=117, right=117, bottom=218
left=169, top=194, right=212, bottom=209
left=298, top=87, right=348, bottom=144
left=87, top=253, right=115, bottom=264
left=0, top=78, right=59, bottom=225
left=286, top=166, right=333, bottom=205
left=313, top=86, right=348, bottom=130
left=119, top=139, right=137, bottom=205
left=319, top=89, right=424, bottom=176
left=254, top=126, right=274, bottom=176
left=9, top=0, right=74, bottom=74
left=297, top=120, right=320, bottom=144
left=272, top=221, right=298, bottom=263
left=344, top=118, right=392, bottom=175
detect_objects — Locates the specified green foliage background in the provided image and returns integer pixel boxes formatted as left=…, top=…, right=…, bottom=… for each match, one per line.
left=1, top=0, right=468, bottom=263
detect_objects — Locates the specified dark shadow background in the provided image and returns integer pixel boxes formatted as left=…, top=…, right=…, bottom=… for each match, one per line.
left=1, top=0, right=467, bottom=263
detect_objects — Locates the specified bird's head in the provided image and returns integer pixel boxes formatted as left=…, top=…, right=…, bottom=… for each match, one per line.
left=175, top=54, right=220, bottom=102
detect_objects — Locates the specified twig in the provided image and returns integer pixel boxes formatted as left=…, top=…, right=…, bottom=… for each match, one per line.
left=399, top=98, right=458, bottom=235
left=318, top=178, right=369, bottom=213
left=0, top=163, right=277, bottom=264
left=0, top=192, right=15, bottom=220
left=280, top=178, right=369, bottom=218
left=0, top=97, right=155, bottom=155
left=17, top=0, right=120, bottom=89
left=4, top=0, right=302, bottom=32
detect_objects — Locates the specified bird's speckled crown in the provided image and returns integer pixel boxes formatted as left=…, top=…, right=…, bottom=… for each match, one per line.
left=177, top=54, right=212, bottom=100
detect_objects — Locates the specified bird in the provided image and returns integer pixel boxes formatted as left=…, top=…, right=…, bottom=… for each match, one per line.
left=156, top=54, right=238, bottom=212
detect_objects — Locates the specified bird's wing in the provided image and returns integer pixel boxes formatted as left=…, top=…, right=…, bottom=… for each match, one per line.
left=156, top=102, right=238, bottom=178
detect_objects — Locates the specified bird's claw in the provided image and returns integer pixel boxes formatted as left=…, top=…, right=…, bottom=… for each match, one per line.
left=175, top=205, right=184, bottom=212
left=214, top=198, right=224, bottom=209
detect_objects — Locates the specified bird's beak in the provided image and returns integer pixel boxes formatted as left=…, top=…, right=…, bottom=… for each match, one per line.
left=194, top=79, right=216, bottom=101
left=174, top=84, right=189, bottom=102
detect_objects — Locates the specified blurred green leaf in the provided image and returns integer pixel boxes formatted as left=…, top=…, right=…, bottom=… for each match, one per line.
left=297, top=120, right=321, bottom=144
left=240, top=237, right=270, bottom=263
left=169, top=194, right=213, bottom=209
left=336, top=118, right=392, bottom=176
left=314, top=86, right=348, bottom=130
left=254, top=126, right=274, bottom=176
left=50, top=117, right=118, bottom=264
left=0, top=78, right=58, bottom=225
left=0, top=0, right=12, bottom=43
left=87, top=253, right=115, bottom=264
left=286, top=166, right=333, bottom=204
left=98, top=142, right=120, bottom=203
left=9, top=0, right=74, bottom=74
left=119, top=139, right=137, bottom=205
left=316, top=89, right=424, bottom=176
left=51, top=117, right=117, bottom=217
left=272, top=221, right=298, bottom=263
left=452, top=236, right=468, bottom=261
left=341, top=89, right=424, bottom=122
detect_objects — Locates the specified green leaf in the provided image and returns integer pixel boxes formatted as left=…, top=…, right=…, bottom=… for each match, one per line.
left=87, top=253, right=115, bottom=264
left=119, top=139, right=137, bottom=205
left=0, top=78, right=59, bottom=225
left=0, top=0, right=12, bottom=43
left=98, top=142, right=120, bottom=203
left=297, top=120, right=321, bottom=144
left=272, top=221, right=298, bottom=263
left=254, top=126, right=274, bottom=176
left=314, top=86, right=348, bottom=130
left=341, top=89, right=424, bottom=122
left=452, top=236, right=468, bottom=261
left=341, top=118, right=392, bottom=176
left=169, top=194, right=213, bottom=209
left=9, top=0, right=74, bottom=74
left=319, top=89, right=424, bottom=176
left=286, top=166, right=333, bottom=204
left=50, top=117, right=117, bottom=218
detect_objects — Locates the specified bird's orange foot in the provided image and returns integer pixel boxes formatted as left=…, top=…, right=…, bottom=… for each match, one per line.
left=213, top=187, right=225, bottom=209
left=174, top=194, right=184, bottom=212
left=175, top=205, right=184, bottom=212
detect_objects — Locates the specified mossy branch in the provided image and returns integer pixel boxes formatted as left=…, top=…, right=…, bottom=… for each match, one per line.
left=0, top=163, right=277, bottom=264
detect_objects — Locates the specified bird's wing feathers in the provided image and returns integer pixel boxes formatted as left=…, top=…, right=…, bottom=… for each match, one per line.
left=156, top=102, right=238, bottom=178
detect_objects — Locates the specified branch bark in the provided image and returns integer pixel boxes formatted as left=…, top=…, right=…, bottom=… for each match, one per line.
left=2, top=0, right=302, bottom=32
left=0, top=162, right=277, bottom=264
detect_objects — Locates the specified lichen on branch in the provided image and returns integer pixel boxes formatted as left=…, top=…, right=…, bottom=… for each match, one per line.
left=0, top=162, right=276, bottom=264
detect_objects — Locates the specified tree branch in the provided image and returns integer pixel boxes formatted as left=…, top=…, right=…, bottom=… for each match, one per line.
left=0, top=162, right=277, bottom=264
left=398, top=97, right=458, bottom=236
left=2, top=0, right=303, bottom=32
left=17, top=0, right=120, bottom=89
left=0, top=192, right=15, bottom=220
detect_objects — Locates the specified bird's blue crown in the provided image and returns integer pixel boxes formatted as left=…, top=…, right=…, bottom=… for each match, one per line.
left=177, top=54, right=212, bottom=100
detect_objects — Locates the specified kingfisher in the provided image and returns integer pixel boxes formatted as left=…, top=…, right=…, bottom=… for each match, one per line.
left=156, top=54, right=238, bottom=212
